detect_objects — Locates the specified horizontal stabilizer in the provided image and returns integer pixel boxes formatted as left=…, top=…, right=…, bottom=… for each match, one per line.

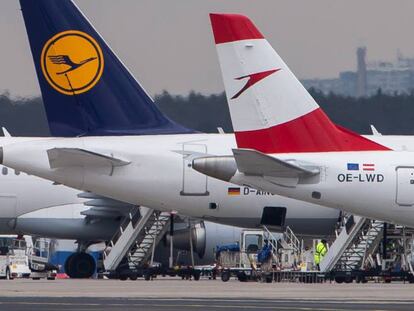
left=233, top=148, right=319, bottom=178
left=47, top=148, right=130, bottom=169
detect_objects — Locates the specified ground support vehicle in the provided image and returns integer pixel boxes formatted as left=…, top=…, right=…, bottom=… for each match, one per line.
left=216, top=229, right=283, bottom=283
left=272, top=270, right=325, bottom=283
left=28, top=239, right=58, bottom=280
left=0, top=237, right=31, bottom=279
left=102, top=263, right=203, bottom=281
left=326, top=269, right=414, bottom=284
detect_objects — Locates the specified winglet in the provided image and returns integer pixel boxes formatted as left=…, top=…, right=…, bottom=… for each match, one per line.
left=217, top=127, right=225, bottom=134
left=370, top=125, right=382, bottom=136
left=2, top=127, right=11, bottom=137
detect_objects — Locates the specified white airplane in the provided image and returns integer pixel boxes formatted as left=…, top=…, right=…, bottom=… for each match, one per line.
left=0, top=1, right=340, bottom=277
left=0, top=162, right=262, bottom=278
left=0, top=158, right=131, bottom=278
left=192, top=13, right=414, bottom=228
left=0, top=0, right=339, bottom=234
left=0, top=163, right=88, bottom=236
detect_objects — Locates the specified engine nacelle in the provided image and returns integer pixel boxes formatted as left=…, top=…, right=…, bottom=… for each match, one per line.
left=164, top=222, right=206, bottom=258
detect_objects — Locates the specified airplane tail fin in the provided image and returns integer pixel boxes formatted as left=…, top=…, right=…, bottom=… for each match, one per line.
left=20, top=0, right=192, bottom=136
left=210, top=13, right=388, bottom=153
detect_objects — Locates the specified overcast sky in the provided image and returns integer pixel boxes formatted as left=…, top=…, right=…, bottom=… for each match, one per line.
left=1, top=0, right=414, bottom=97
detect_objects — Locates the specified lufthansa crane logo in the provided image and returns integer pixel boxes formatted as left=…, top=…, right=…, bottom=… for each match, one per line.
left=41, top=30, right=104, bottom=95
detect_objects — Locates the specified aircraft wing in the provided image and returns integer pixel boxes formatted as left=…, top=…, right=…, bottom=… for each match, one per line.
left=47, top=148, right=130, bottom=169
left=232, top=148, right=320, bottom=178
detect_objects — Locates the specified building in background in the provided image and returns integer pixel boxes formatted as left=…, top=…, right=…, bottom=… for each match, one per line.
left=302, top=48, right=414, bottom=97
left=356, top=47, right=367, bottom=97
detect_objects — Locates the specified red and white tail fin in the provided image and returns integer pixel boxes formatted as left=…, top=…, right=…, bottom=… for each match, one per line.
left=210, top=13, right=389, bottom=153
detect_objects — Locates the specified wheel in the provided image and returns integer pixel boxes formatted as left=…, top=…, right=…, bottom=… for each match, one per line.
left=221, top=271, right=230, bottom=282
left=6, top=268, right=12, bottom=280
left=265, top=274, right=273, bottom=283
left=129, top=274, right=138, bottom=281
left=275, top=274, right=281, bottom=283
left=344, top=276, right=353, bottom=284
left=237, top=272, right=248, bottom=282
left=335, top=276, right=344, bottom=284
left=356, top=275, right=366, bottom=284
left=47, top=277, right=56, bottom=281
left=119, top=275, right=128, bottom=281
left=193, top=271, right=201, bottom=281
left=32, top=277, right=41, bottom=280
left=64, top=253, right=96, bottom=279
left=144, top=273, right=151, bottom=281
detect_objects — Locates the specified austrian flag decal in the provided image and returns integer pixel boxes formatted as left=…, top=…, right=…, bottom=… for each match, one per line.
left=363, top=164, right=375, bottom=171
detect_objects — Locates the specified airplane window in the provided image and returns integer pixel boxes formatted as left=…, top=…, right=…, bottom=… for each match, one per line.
left=2, top=167, right=7, bottom=175
left=14, top=170, right=20, bottom=176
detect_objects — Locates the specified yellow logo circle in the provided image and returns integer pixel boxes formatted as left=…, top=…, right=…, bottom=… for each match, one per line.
left=41, top=30, right=104, bottom=95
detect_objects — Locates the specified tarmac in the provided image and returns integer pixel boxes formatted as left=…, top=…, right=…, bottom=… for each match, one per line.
left=0, top=278, right=413, bottom=311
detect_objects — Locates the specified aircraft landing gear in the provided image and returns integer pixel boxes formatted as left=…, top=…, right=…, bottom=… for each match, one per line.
left=64, top=253, right=96, bottom=279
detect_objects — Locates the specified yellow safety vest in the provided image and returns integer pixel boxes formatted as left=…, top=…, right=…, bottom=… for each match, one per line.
left=314, top=242, right=327, bottom=264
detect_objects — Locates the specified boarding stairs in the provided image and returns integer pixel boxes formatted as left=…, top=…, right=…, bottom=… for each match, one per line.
left=381, top=225, right=414, bottom=274
left=280, top=226, right=302, bottom=257
left=263, top=225, right=302, bottom=267
left=260, top=226, right=280, bottom=271
left=320, top=214, right=383, bottom=272
left=103, top=206, right=171, bottom=271
left=262, top=225, right=279, bottom=257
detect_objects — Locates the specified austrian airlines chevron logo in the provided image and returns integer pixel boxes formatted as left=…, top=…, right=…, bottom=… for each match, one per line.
left=231, top=68, right=281, bottom=99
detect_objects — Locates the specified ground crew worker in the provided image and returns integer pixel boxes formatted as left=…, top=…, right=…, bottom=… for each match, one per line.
left=314, top=239, right=328, bottom=270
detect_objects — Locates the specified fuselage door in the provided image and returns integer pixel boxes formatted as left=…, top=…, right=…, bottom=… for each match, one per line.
left=180, top=143, right=209, bottom=196
left=396, top=167, right=414, bottom=206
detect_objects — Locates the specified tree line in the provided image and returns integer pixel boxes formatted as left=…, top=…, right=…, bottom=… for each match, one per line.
left=1, top=89, right=414, bottom=136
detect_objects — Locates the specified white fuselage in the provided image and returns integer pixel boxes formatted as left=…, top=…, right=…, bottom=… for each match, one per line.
left=228, top=135, right=414, bottom=227
left=0, top=163, right=83, bottom=234
left=0, top=134, right=339, bottom=236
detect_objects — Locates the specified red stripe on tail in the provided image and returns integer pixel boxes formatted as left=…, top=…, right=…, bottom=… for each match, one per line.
left=210, top=13, right=264, bottom=44
left=235, top=108, right=391, bottom=153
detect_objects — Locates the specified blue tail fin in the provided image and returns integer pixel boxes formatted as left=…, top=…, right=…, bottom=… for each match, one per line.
left=20, top=0, right=192, bottom=136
